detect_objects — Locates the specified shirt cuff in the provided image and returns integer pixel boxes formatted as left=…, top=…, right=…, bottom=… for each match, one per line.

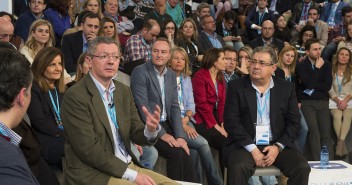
left=144, top=124, right=160, bottom=141
left=244, top=144, right=257, bottom=152
left=276, top=142, right=285, bottom=149
left=251, top=24, right=257, bottom=29
left=122, top=168, right=138, bottom=182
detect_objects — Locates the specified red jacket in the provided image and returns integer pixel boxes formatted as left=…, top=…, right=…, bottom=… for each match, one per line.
left=192, top=68, right=226, bottom=129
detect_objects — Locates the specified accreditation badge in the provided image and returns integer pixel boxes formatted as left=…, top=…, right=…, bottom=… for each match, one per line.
left=256, top=125, right=270, bottom=145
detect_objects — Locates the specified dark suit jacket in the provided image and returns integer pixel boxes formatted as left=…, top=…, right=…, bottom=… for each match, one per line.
left=61, top=31, right=84, bottom=73
left=130, top=62, right=185, bottom=138
left=245, top=7, right=275, bottom=41
left=216, top=21, right=239, bottom=37
left=0, top=136, right=39, bottom=185
left=249, top=37, right=285, bottom=52
left=61, top=74, right=155, bottom=185
left=198, top=32, right=226, bottom=53
left=223, top=76, right=301, bottom=164
left=267, top=0, right=293, bottom=14
left=320, top=1, right=349, bottom=26
left=291, top=2, right=320, bottom=25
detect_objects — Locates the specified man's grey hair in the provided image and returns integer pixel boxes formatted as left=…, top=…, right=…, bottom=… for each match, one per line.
left=87, top=37, right=120, bottom=55
left=252, top=46, right=277, bottom=64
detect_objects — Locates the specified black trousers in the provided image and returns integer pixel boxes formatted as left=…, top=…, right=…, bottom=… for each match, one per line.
left=154, top=121, right=196, bottom=182
left=226, top=147, right=311, bottom=185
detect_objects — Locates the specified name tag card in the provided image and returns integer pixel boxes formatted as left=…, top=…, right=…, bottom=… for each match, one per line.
left=256, top=125, right=270, bottom=145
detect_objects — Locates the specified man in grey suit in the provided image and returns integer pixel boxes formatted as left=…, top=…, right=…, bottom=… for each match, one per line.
left=61, top=37, right=177, bottom=185
left=131, top=38, right=196, bottom=182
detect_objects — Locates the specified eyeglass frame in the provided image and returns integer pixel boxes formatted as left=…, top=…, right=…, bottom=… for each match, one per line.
left=90, top=55, right=124, bottom=62
left=249, top=59, right=273, bottom=67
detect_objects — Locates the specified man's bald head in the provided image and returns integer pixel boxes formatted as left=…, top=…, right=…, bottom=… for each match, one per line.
left=0, top=17, right=14, bottom=42
left=261, top=20, right=274, bottom=40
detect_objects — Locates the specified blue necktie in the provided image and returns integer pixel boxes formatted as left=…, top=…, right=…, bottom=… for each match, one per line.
left=328, top=4, right=337, bottom=26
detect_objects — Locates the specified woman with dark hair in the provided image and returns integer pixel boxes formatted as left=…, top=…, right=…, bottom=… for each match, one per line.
left=176, top=18, right=204, bottom=73
left=169, top=47, right=223, bottom=185
left=329, top=47, right=352, bottom=157
left=45, top=0, right=71, bottom=47
left=27, top=47, right=66, bottom=170
left=293, top=25, right=317, bottom=62
left=192, top=48, right=227, bottom=168
left=274, top=14, right=292, bottom=44
left=160, top=19, right=178, bottom=48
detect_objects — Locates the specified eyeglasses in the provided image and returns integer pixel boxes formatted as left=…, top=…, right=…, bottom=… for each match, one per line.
left=249, top=59, right=273, bottom=67
left=91, top=55, right=124, bottom=62
left=204, top=20, right=215, bottom=25
left=225, top=20, right=234, bottom=27
left=164, top=27, right=175, bottom=30
left=225, top=57, right=237, bottom=62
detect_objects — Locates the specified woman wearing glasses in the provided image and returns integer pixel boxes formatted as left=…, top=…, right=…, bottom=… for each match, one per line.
left=192, top=48, right=227, bottom=171
left=160, top=19, right=177, bottom=48
left=27, top=47, right=66, bottom=171
left=169, top=47, right=223, bottom=185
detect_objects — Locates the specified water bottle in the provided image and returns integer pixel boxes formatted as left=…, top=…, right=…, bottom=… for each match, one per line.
left=320, top=145, right=329, bottom=169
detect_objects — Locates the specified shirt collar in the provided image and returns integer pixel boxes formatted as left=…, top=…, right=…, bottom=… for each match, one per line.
left=203, top=30, right=217, bottom=38
left=256, top=6, right=269, bottom=13
left=31, top=11, right=44, bottom=20
left=153, top=65, right=168, bottom=76
left=82, top=32, right=88, bottom=46
left=251, top=77, right=275, bottom=94
left=262, top=37, right=273, bottom=45
left=333, top=1, right=340, bottom=7
left=0, top=122, right=22, bottom=146
left=89, top=72, right=115, bottom=96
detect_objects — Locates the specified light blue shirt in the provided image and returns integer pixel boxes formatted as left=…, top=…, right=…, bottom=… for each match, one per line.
left=244, top=78, right=274, bottom=152
left=203, top=31, right=222, bottom=48
left=89, top=72, right=159, bottom=182
left=0, top=122, right=22, bottom=146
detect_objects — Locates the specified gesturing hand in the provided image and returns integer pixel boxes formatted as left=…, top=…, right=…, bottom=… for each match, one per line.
left=142, top=105, right=161, bottom=133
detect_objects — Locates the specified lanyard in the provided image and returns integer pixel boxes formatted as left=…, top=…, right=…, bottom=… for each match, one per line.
left=257, top=91, right=270, bottom=123
left=258, top=12, right=266, bottom=25
left=285, top=75, right=292, bottom=82
left=48, top=88, right=62, bottom=127
left=153, top=10, right=164, bottom=22
left=215, top=81, right=219, bottom=109
left=101, top=91, right=118, bottom=129
left=336, top=74, right=343, bottom=95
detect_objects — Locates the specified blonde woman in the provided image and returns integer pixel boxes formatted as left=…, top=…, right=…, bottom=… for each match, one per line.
left=20, top=19, right=55, bottom=63
left=329, top=47, right=352, bottom=156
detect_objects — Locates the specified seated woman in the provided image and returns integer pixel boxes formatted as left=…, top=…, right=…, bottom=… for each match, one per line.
left=176, top=18, right=204, bottom=73
left=98, top=17, right=124, bottom=46
left=236, top=46, right=253, bottom=76
left=159, top=19, right=177, bottom=48
left=20, top=20, right=55, bottom=64
left=66, top=52, right=91, bottom=88
left=192, top=48, right=227, bottom=171
left=277, top=45, right=308, bottom=152
left=292, top=25, right=316, bottom=62
left=329, top=47, right=352, bottom=157
left=274, top=14, right=292, bottom=45
left=169, top=47, right=223, bottom=185
left=27, top=47, right=66, bottom=170
left=45, top=0, right=71, bottom=47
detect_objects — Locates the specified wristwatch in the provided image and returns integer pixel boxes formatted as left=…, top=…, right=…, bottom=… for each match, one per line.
left=274, top=142, right=283, bottom=152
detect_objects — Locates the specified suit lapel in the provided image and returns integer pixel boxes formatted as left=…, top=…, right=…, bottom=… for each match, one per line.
left=85, top=75, right=115, bottom=147
left=146, top=62, right=162, bottom=98
left=113, top=82, right=128, bottom=146
left=243, top=78, right=257, bottom=125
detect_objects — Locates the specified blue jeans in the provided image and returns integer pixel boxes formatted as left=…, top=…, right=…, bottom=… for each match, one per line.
left=321, top=42, right=338, bottom=62
left=248, top=176, right=277, bottom=185
left=184, top=123, right=223, bottom=185
left=297, top=109, right=308, bottom=152
left=132, top=145, right=158, bottom=170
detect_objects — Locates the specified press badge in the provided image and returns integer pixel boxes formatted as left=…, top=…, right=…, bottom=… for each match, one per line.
left=256, top=125, right=270, bottom=145
left=303, top=89, right=315, bottom=96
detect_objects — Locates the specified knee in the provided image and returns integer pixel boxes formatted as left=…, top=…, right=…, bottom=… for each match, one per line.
left=292, top=161, right=311, bottom=174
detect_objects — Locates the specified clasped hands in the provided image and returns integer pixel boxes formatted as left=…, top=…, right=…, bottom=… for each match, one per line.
left=251, top=146, right=279, bottom=167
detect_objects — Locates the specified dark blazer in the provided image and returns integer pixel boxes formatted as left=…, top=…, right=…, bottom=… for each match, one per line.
left=249, top=36, right=285, bottom=52
left=0, top=137, right=40, bottom=185
left=291, top=2, right=320, bottom=25
left=245, top=7, right=275, bottom=41
left=267, top=0, right=293, bottom=14
left=198, top=32, right=226, bottom=53
left=27, top=82, right=63, bottom=138
left=130, top=62, right=185, bottom=138
left=61, top=74, right=155, bottom=185
left=223, top=76, right=301, bottom=163
left=320, top=1, right=349, bottom=26
left=216, top=21, right=239, bottom=37
left=61, top=31, right=84, bottom=73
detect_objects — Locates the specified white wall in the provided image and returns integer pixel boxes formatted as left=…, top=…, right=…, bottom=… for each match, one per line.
left=0, top=0, right=12, bottom=14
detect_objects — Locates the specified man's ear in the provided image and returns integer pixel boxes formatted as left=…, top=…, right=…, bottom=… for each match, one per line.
left=16, top=88, right=27, bottom=107
left=86, top=55, right=92, bottom=66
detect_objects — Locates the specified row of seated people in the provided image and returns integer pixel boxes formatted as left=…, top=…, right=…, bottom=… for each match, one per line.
left=1, top=34, right=351, bottom=185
